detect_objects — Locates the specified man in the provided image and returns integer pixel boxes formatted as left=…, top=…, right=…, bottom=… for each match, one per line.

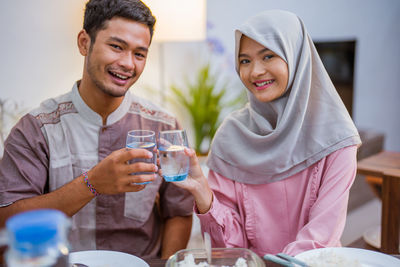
left=0, top=0, right=193, bottom=260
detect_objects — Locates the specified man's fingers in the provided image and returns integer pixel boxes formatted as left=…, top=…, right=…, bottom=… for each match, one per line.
left=125, top=161, right=158, bottom=174
left=125, top=173, right=157, bottom=187
left=117, top=147, right=154, bottom=163
left=127, top=183, right=146, bottom=192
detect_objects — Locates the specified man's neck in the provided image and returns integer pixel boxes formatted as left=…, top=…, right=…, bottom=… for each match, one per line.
left=77, top=79, right=125, bottom=125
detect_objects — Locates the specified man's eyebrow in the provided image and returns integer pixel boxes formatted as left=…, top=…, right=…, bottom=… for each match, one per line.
left=108, top=36, right=149, bottom=52
left=137, top=46, right=148, bottom=52
left=108, top=36, right=128, bottom=46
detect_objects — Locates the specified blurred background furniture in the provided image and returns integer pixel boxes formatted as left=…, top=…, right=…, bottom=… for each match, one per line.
left=357, top=129, right=385, bottom=161
left=356, top=129, right=385, bottom=203
left=347, top=129, right=385, bottom=211
left=357, top=151, right=400, bottom=254
left=345, top=129, right=385, bottom=249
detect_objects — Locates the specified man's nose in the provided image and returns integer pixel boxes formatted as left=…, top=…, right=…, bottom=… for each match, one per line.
left=119, top=52, right=135, bottom=71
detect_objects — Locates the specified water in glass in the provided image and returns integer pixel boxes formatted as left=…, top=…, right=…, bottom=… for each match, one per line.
left=159, top=130, right=189, bottom=182
left=126, top=130, right=156, bottom=184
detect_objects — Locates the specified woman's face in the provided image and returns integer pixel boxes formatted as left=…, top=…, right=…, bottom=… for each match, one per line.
left=238, top=35, right=289, bottom=103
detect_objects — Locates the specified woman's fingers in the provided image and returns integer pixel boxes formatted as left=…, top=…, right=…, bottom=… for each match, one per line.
left=184, top=148, right=204, bottom=179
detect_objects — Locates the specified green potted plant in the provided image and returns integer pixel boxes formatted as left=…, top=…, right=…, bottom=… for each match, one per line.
left=170, top=64, right=244, bottom=155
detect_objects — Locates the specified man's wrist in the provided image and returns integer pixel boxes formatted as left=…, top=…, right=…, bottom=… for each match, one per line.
left=82, top=171, right=99, bottom=197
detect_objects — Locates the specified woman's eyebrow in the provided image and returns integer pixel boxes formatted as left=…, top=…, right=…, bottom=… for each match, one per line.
left=239, top=48, right=271, bottom=58
left=258, top=48, right=270, bottom=55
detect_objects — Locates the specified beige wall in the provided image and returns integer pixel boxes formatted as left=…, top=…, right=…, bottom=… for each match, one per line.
left=1, top=0, right=399, bottom=152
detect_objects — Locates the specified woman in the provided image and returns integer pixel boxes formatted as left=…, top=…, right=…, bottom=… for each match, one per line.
left=174, top=9, right=361, bottom=256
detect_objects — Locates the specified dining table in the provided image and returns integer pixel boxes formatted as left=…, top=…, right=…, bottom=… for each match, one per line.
left=356, top=150, right=400, bottom=254
left=0, top=248, right=399, bottom=266
left=146, top=258, right=303, bottom=267
left=146, top=255, right=400, bottom=267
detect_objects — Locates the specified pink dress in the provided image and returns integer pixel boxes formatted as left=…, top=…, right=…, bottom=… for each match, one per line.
left=196, top=145, right=357, bottom=256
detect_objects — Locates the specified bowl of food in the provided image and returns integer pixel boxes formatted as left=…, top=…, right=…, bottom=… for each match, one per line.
left=295, top=247, right=400, bottom=267
left=166, top=248, right=265, bottom=267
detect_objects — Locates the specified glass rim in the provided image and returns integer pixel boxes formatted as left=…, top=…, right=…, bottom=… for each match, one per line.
left=159, top=129, right=186, bottom=135
left=127, top=130, right=155, bottom=137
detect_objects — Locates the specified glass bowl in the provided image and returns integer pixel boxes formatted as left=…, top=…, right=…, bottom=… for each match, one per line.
left=166, top=247, right=265, bottom=267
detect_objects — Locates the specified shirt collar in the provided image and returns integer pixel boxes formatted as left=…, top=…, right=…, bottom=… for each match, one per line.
left=71, top=81, right=132, bottom=126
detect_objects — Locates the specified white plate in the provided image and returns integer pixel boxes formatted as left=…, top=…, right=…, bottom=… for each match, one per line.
left=295, top=247, right=400, bottom=267
left=69, top=250, right=149, bottom=267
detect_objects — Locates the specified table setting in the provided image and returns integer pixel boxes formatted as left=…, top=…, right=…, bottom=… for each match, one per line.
left=1, top=244, right=400, bottom=267
left=69, top=250, right=149, bottom=267
left=65, top=230, right=400, bottom=267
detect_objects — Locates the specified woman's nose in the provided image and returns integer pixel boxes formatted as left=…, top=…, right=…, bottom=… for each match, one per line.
left=251, top=61, right=267, bottom=77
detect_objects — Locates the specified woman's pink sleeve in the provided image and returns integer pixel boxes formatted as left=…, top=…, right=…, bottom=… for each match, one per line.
left=195, top=170, right=248, bottom=248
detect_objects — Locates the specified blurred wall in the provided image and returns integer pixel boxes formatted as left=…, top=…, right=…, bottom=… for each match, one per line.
left=0, top=0, right=399, bottom=151
left=0, top=0, right=85, bottom=109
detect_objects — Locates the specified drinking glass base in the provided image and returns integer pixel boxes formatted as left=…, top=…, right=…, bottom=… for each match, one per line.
left=163, top=174, right=188, bottom=182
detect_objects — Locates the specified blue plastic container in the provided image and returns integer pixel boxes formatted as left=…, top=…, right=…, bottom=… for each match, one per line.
left=5, top=209, right=70, bottom=267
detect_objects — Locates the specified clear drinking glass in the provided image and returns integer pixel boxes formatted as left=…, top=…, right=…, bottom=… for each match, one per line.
left=126, top=130, right=157, bottom=184
left=158, top=130, right=190, bottom=182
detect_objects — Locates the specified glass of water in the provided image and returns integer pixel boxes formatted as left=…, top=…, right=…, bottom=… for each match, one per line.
left=126, top=130, right=157, bottom=184
left=158, top=130, right=190, bottom=182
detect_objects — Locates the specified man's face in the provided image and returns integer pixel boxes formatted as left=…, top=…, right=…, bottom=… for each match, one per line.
left=83, top=17, right=151, bottom=97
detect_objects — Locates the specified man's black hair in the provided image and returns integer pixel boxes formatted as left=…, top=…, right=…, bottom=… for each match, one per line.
left=83, top=0, right=156, bottom=43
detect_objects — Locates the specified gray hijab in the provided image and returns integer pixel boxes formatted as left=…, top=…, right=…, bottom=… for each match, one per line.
left=206, top=10, right=361, bottom=184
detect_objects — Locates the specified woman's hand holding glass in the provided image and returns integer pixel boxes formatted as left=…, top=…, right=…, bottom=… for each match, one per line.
left=158, top=130, right=190, bottom=182
left=161, top=145, right=214, bottom=214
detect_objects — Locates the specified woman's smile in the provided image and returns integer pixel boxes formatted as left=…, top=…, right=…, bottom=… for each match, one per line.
left=253, top=79, right=274, bottom=90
